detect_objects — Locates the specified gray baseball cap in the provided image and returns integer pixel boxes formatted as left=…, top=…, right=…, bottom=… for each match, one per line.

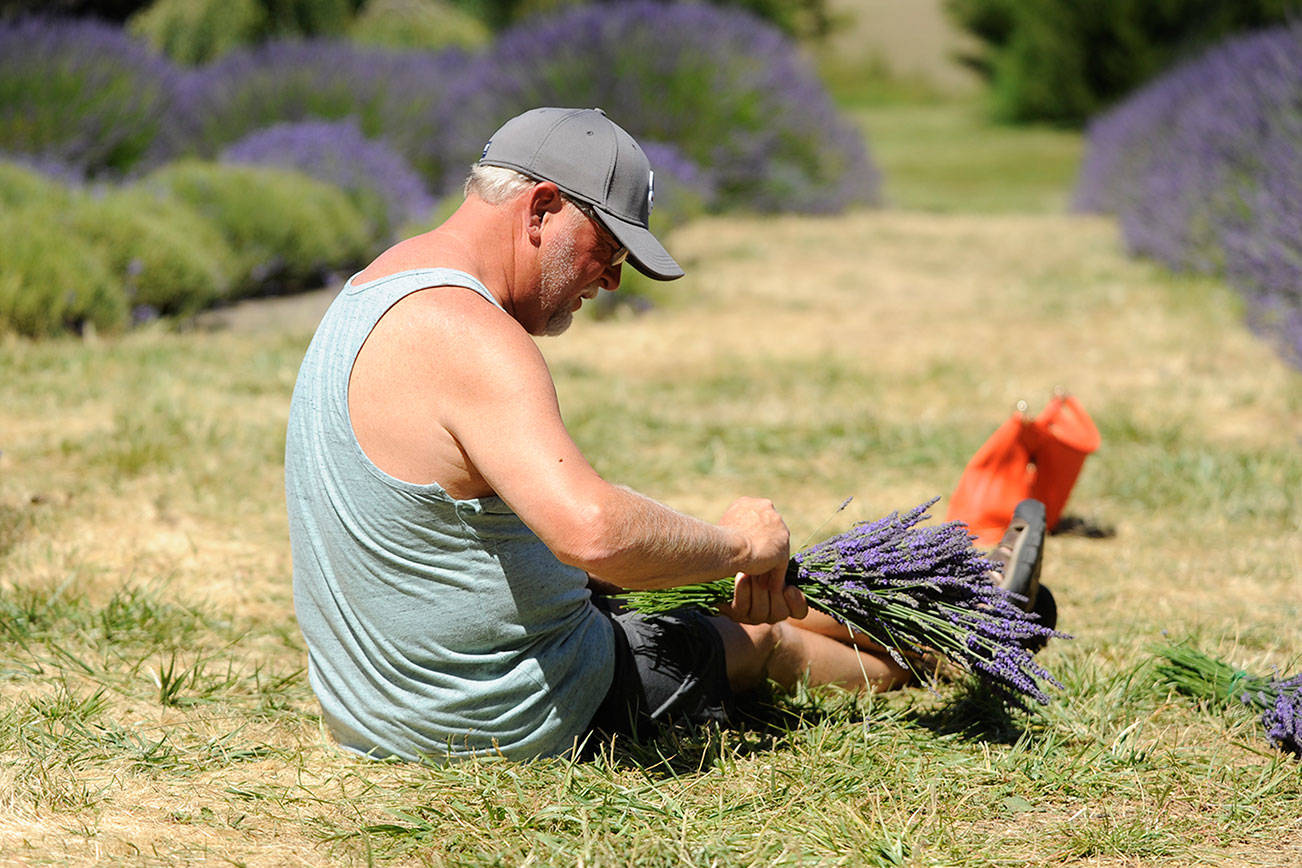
left=478, top=107, right=684, bottom=280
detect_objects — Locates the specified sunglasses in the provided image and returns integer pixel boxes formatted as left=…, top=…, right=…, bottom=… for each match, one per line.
left=565, top=197, right=629, bottom=268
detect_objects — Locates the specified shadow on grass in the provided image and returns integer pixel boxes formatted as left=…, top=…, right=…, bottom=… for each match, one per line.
left=898, top=679, right=1034, bottom=745
left=582, top=676, right=1047, bottom=775
left=580, top=685, right=867, bottom=777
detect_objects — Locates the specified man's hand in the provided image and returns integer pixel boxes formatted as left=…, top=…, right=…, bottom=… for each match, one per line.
left=715, top=497, right=806, bottom=624
left=718, top=570, right=809, bottom=625
left=718, top=496, right=789, bottom=575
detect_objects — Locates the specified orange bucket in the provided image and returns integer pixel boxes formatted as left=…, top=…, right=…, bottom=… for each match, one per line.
left=946, top=393, right=1099, bottom=546
left=1025, top=393, right=1100, bottom=531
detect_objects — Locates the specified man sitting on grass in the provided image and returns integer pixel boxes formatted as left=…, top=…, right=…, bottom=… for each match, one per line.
left=285, top=107, right=1047, bottom=761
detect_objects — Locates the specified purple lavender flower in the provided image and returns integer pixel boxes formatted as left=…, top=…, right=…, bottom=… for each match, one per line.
left=0, top=16, right=179, bottom=177
left=221, top=119, right=435, bottom=235
left=1074, top=23, right=1302, bottom=369
left=1247, top=673, right=1302, bottom=758
left=441, top=1, right=879, bottom=212
left=791, top=499, right=1064, bottom=705
left=626, top=498, right=1067, bottom=706
left=1260, top=690, right=1301, bottom=757
left=169, top=39, right=469, bottom=190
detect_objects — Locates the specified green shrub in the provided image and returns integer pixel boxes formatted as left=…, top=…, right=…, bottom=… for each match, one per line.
left=141, top=160, right=376, bottom=297
left=261, top=0, right=357, bottom=37
left=946, top=0, right=1302, bottom=125
left=0, top=207, right=127, bottom=337
left=0, top=160, right=74, bottom=208
left=126, top=0, right=361, bottom=64
left=128, top=0, right=268, bottom=64
left=453, top=0, right=836, bottom=37
left=349, top=0, right=490, bottom=51
left=64, top=189, right=237, bottom=315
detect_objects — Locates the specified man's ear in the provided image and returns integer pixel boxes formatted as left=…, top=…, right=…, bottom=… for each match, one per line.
left=526, top=181, right=565, bottom=242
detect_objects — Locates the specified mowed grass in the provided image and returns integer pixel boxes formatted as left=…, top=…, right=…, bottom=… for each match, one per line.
left=852, top=101, right=1086, bottom=213
left=2, top=108, right=1300, bottom=866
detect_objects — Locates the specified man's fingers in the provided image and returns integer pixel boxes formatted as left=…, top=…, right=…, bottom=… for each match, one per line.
left=745, top=573, right=771, bottom=623
left=783, top=584, right=809, bottom=620
left=723, top=571, right=807, bottom=625
left=731, top=572, right=751, bottom=617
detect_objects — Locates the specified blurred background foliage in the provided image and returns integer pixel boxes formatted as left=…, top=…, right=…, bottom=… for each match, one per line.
left=946, top=0, right=1302, bottom=125
left=0, top=1, right=874, bottom=336
left=0, top=0, right=1299, bottom=369
left=0, top=0, right=836, bottom=56
left=1074, top=23, right=1302, bottom=368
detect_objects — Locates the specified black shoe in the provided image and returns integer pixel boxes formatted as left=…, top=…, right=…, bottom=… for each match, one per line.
left=1021, top=584, right=1057, bottom=653
left=992, top=499, right=1046, bottom=611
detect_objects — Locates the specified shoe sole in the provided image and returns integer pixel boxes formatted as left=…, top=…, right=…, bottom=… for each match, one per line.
left=999, top=499, right=1046, bottom=610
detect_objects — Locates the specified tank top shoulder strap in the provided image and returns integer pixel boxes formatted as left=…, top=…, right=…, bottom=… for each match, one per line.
left=342, top=267, right=505, bottom=313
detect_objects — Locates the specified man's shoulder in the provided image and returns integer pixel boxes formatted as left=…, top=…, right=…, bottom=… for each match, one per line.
left=387, top=286, right=528, bottom=351
left=365, top=286, right=547, bottom=390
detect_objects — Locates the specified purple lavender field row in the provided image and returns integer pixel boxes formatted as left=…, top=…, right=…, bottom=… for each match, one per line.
left=0, top=4, right=878, bottom=215
left=1074, top=24, right=1302, bottom=369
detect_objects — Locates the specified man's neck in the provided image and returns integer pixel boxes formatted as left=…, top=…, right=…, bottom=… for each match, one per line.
left=353, top=197, right=526, bottom=320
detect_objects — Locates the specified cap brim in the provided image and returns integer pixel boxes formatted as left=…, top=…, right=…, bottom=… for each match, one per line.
left=595, top=209, right=684, bottom=281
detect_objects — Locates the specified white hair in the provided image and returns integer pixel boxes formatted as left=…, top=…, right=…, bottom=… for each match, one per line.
left=463, top=164, right=537, bottom=204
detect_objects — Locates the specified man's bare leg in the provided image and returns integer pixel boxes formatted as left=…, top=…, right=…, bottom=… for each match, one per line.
left=710, top=616, right=913, bottom=694
left=787, top=608, right=890, bottom=653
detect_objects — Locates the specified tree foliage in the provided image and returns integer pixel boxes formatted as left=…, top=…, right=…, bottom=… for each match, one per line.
left=450, top=0, right=837, bottom=38
left=947, top=0, right=1302, bottom=125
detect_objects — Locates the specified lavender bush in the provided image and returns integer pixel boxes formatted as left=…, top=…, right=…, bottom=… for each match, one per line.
left=0, top=16, right=178, bottom=178
left=169, top=39, right=468, bottom=188
left=622, top=499, right=1065, bottom=706
left=1154, top=643, right=1302, bottom=758
left=1074, top=24, right=1302, bottom=368
left=442, top=1, right=879, bottom=211
left=0, top=5, right=882, bottom=327
left=221, top=119, right=435, bottom=238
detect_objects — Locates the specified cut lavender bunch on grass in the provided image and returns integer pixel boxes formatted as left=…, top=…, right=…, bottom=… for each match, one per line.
left=621, top=498, right=1067, bottom=706
left=1258, top=684, right=1302, bottom=758
left=1153, top=642, right=1302, bottom=758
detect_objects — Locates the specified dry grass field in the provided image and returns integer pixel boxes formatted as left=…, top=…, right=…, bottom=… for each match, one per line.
left=816, top=0, right=980, bottom=95
left=1, top=105, right=1299, bottom=864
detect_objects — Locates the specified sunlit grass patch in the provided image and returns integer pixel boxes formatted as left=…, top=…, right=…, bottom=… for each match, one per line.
left=1, top=182, right=1300, bottom=862
left=849, top=101, right=1084, bottom=213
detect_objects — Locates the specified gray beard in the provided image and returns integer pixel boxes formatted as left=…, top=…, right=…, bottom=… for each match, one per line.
left=538, top=218, right=584, bottom=336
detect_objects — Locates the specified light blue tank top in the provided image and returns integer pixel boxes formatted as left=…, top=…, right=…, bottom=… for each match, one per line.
left=285, top=267, right=614, bottom=761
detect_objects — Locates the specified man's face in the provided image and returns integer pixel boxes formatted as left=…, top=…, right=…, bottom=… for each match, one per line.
left=536, top=203, right=620, bottom=336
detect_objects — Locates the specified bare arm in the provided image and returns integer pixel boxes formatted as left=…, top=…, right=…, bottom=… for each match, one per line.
left=425, top=293, right=794, bottom=597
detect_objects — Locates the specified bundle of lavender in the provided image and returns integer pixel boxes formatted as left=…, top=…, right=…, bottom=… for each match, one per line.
left=1153, top=643, right=1302, bottom=758
left=622, top=499, right=1065, bottom=705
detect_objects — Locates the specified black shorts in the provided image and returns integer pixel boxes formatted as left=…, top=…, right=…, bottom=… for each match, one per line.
left=583, top=598, right=735, bottom=745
